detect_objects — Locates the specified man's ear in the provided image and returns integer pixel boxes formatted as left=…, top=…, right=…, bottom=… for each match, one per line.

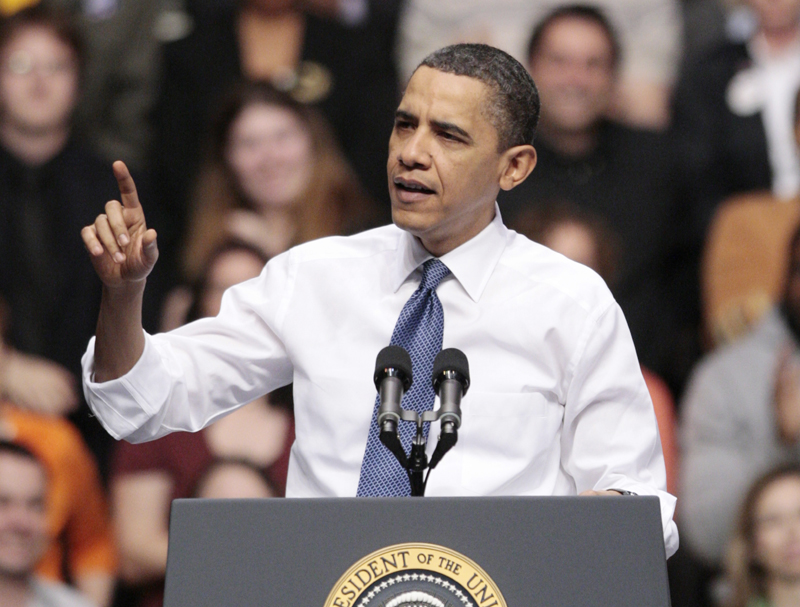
left=498, top=145, right=537, bottom=191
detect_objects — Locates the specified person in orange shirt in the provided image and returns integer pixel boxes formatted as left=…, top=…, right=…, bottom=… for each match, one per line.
left=0, top=403, right=117, bottom=607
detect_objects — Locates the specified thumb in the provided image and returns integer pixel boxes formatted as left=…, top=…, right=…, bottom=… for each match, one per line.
left=142, top=229, right=159, bottom=264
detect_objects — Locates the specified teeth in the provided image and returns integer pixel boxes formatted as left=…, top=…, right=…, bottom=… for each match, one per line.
left=397, top=181, right=428, bottom=192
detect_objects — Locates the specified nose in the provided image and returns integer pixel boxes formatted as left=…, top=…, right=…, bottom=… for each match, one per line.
left=31, top=70, right=49, bottom=92
left=397, top=128, right=431, bottom=170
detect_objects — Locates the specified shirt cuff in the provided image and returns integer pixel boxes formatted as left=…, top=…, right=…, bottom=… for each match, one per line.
left=81, top=333, right=171, bottom=440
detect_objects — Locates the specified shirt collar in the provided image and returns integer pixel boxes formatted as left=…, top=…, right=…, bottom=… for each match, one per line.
left=392, top=203, right=509, bottom=302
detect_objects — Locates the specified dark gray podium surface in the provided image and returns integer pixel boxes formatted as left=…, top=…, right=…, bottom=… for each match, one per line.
left=165, top=496, right=670, bottom=607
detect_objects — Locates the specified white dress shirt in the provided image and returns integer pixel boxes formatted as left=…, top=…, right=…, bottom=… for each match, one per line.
left=82, top=209, right=678, bottom=555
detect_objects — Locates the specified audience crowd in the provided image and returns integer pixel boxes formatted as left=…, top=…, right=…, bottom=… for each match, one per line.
left=2, top=0, right=800, bottom=605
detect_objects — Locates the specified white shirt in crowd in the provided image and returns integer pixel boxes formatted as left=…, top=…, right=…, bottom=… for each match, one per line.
left=727, top=33, right=800, bottom=200
left=751, top=33, right=800, bottom=200
left=28, top=578, right=95, bottom=607
left=82, top=209, right=678, bottom=556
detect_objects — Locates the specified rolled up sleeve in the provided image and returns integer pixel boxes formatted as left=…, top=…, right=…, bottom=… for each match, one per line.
left=81, top=252, right=296, bottom=443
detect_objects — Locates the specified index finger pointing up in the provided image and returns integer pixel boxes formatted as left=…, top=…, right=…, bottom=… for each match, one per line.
left=112, top=160, right=141, bottom=209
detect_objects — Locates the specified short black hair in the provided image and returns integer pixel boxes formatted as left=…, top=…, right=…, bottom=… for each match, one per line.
left=527, top=5, right=620, bottom=70
left=418, top=43, right=540, bottom=151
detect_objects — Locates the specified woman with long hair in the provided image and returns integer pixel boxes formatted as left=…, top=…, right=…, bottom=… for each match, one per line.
left=181, top=80, right=378, bottom=282
left=727, top=464, right=800, bottom=607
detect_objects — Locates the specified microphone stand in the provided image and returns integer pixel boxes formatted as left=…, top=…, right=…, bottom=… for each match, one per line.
left=380, top=408, right=457, bottom=497
left=408, top=420, right=428, bottom=496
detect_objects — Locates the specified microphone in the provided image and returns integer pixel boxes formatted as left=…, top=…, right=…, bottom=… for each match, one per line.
left=374, top=346, right=412, bottom=468
left=374, top=345, right=412, bottom=434
left=428, top=348, right=470, bottom=469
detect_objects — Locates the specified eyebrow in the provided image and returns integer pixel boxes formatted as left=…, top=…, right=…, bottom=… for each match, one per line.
left=395, top=110, right=473, bottom=143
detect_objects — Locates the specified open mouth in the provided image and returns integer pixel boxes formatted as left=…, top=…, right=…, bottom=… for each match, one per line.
left=394, top=177, right=435, bottom=196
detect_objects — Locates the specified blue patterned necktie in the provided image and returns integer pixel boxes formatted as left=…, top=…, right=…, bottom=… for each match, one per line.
left=357, top=258, right=451, bottom=496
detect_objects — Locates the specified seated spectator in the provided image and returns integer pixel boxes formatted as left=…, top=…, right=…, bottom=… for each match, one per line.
left=0, top=404, right=116, bottom=607
left=681, top=223, right=800, bottom=569
left=193, top=459, right=277, bottom=499
left=725, top=464, right=800, bottom=607
left=151, top=0, right=398, bottom=261
left=497, top=5, right=692, bottom=394
left=514, top=201, right=679, bottom=497
left=702, top=86, right=800, bottom=347
left=111, top=242, right=293, bottom=607
left=180, top=81, right=377, bottom=283
left=0, top=440, right=95, bottom=607
left=0, top=5, right=128, bottom=468
left=397, top=0, right=682, bottom=130
left=673, top=0, right=800, bottom=241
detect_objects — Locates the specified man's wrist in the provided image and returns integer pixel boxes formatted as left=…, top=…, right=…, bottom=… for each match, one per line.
left=102, top=279, right=147, bottom=301
left=607, top=488, right=637, bottom=496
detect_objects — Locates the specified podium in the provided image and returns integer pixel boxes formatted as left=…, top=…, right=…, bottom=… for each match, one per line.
left=164, top=496, right=671, bottom=606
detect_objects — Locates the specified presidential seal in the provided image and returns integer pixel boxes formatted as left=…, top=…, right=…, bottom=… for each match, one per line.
left=324, top=543, right=506, bottom=607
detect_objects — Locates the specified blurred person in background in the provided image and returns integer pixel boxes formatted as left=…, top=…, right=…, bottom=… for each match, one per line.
left=673, top=0, right=800, bottom=246
left=681, top=223, right=800, bottom=582
left=3, top=0, right=402, bottom=176
left=0, top=5, right=123, bottom=470
left=46, top=0, right=171, bottom=174
left=180, top=81, right=377, bottom=286
left=725, top=464, right=800, bottom=607
left=497, top=5, right=692, bottom=395
left=1, top=0, right=193, bottom=174
left=397, top=0, right=682, bottom=130
left=192, top=459, right=277, bottom=499
left=0, top=441, right=96, bottom=607
left=151, top=0, right=399, bottom=271
left=111, top=241, right=293, bottom=607
left=0, top=406, right=116, bottom=607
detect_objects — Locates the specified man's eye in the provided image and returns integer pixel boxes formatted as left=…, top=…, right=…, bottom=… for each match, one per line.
left=395, top=121, right=412, bottom=130
left=439, top=132, right=461, bottom=142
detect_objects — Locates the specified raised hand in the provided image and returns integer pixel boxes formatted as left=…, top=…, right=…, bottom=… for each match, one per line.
left=0, top=345, right=78, bottom=415
left=81, top=161, right=158, bottom=288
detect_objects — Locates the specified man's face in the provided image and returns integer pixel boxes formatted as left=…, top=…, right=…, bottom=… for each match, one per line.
left=387, top=66, right=506, bottom=256
left=748, top=0, right=800, bottom=31
left=0, top=452, right=48, bottom=578
left=0, top=25, right=79, bottom=135
left=528, top=16, right=615, bottom=135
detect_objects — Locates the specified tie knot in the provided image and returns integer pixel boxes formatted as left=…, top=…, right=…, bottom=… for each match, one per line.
left=420, top=259, right=450, bottom=292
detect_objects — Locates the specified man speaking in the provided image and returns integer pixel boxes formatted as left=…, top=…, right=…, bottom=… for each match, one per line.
left=80, top=44, right=678, bottom=555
